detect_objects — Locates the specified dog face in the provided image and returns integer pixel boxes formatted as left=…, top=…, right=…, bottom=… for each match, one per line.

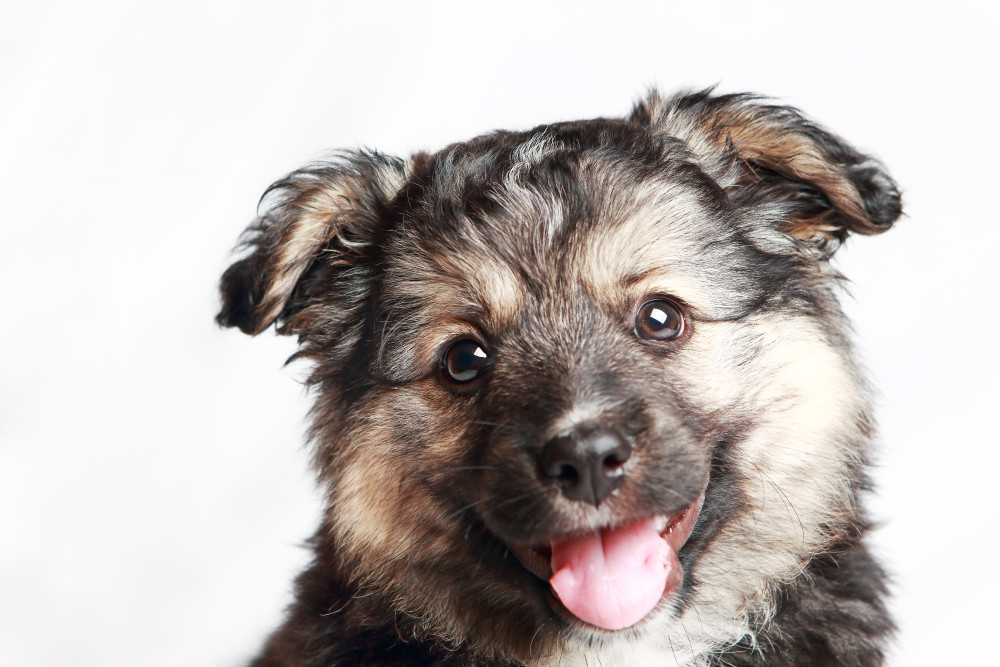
left=219, top=90, right=900, bottom=663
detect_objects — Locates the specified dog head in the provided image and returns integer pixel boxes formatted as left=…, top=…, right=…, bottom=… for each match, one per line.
left=219, top=90, right=900, bottom=662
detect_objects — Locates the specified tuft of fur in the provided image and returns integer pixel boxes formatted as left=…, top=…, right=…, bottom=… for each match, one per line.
left=219, top=89, right=900, bottom=666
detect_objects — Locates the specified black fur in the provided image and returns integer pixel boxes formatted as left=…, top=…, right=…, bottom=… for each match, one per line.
left=711, top=540, right=892, bottom=666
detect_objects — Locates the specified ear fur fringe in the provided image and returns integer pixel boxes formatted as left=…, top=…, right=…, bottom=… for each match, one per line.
left=217, top=151, right=410, bottom=335
left=631, top=88, right=902, bottom=248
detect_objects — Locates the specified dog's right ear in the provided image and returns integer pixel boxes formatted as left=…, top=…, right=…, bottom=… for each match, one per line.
left=217, top=151, right=411, bottom=335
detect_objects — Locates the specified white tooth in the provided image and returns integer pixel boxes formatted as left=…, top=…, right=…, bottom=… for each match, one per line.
left=654, top=515, right=668, bottom=532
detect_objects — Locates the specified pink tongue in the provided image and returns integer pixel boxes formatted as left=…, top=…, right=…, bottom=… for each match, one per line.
left=549, top=518, right=673, bottom=630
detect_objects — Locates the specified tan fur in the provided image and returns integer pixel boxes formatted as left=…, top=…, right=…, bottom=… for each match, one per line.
left=666, top=314, right=866, bottom=656
left=725, top=120, right=869, bottom=232
left=327, top=386, right=546, bottom=662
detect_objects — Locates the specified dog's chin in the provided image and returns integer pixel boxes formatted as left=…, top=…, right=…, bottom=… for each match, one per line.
left=503, top=488, right=706, bottom=633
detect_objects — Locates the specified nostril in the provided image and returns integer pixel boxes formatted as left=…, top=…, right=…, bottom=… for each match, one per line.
left=540, top=437, right=583, bottom=481
left=557, top=463, right=580, bottom=483
left=602, top=446, right=630, bottom=470
left=543, top=457, right=581, bottom=484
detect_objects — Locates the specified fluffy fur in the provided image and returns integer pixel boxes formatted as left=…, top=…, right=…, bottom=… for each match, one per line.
left=218, top=89, right=901, bottom=666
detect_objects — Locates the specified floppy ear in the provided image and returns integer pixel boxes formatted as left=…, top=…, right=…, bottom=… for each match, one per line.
left=217, top=151, right=411, bottom=335
left=631, top=89, right=902, bottom=255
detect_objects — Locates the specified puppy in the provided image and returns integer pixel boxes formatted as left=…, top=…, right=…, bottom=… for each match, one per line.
left=218, top=89, right=901, bottom=666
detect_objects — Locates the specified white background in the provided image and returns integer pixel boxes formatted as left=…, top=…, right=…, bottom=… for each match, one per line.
left=1, top=2, right=997, bottom=665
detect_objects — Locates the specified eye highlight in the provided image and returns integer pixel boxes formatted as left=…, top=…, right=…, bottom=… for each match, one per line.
left=441, top=339, right=490, bottom=385
left=634, top=298, right=687, bottom=343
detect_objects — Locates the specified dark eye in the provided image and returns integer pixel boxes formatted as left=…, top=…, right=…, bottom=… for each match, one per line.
left=634, top=299, right=687, bottom=342
left=442, top=339, right=490, bottom=384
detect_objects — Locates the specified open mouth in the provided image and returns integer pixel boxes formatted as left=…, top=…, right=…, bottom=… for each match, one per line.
left=507, top=490, right=705, bottom=631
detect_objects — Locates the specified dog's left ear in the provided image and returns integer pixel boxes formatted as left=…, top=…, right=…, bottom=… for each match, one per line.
left=217, top=151, right=411, bottom=335
left=632, top=90, right=902, bottom=255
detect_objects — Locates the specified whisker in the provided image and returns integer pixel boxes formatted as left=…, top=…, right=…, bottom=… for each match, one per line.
left=753, top=463, right=806, bottom=546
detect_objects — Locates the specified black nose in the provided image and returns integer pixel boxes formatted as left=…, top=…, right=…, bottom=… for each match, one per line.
left=539, top=423, right=632, bottom=506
